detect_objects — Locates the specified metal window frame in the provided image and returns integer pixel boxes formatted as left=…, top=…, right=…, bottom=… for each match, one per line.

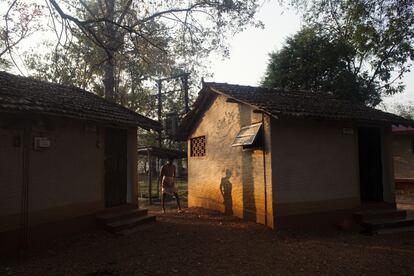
left=232, top=122, right=263, bottom=147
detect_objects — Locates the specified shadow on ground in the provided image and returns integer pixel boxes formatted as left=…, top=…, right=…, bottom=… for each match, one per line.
left=2, top=208, right=414, bottom=275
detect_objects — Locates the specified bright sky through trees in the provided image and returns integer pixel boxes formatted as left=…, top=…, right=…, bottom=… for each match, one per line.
left=207, top=0, right=414, bottom=109
left=2, top=0, right=413, bottom=110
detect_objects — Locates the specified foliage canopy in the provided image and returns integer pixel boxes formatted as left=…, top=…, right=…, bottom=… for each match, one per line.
left=262, top=27, right=382, bottom=106
left=266, top=0, right=414, bottom=106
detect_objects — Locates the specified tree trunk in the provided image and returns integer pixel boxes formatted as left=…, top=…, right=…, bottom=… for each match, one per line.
left=104, top=55, right=115, bottom=101
left=103, top=0, right=116, bottom=102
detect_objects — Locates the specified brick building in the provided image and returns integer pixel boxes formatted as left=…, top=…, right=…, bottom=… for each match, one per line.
left=0, top=72, right=160, bottom=253
left=177, top=82, right=414, bottom=229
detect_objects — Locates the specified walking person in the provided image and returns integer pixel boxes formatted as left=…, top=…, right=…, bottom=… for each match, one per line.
left=159, top=158, right=182, bottom=213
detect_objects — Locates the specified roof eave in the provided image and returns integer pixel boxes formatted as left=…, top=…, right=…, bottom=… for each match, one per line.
left=175, top=87, right=217, bottom=140
left=0, top=110, right=162, bottom=131
left=208, top=86, right=278, bottom=120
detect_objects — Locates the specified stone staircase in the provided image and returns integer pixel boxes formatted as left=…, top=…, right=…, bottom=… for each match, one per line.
left=353, top=204, right=414, bottom=234
left=97, top=205, right=156, bottom=235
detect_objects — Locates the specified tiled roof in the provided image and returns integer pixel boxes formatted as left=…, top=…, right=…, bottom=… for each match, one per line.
left=0, top=71, right=161, bottom=130
left=177, top=82, right=414, bottom=139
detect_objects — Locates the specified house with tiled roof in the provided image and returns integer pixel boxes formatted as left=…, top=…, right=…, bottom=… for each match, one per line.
left=0, top=71, right=160, bottom=253
left=177, top=81, right=414, bottom=229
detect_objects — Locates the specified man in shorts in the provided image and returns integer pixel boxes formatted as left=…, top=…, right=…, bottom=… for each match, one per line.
left=159, top=158, right=182, bottom=213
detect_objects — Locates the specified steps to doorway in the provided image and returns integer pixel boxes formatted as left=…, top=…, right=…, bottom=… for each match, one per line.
left=97, top=205, right=156, bottom=235
left=353, top=206, right=414, bottom=234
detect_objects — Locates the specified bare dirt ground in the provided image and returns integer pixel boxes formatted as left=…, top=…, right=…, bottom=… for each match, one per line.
left=2, top=204, right=414, bottom=276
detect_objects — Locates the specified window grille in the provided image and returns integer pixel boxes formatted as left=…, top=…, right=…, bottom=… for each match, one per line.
left=190, top=136, right=206, bottom=157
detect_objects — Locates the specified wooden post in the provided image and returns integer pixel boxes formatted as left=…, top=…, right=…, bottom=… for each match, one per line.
left=156, top=156, right=160, bottom=198
left=147, top=150, right=152, bottom=205
left=157, top=80, right=162, bottom=148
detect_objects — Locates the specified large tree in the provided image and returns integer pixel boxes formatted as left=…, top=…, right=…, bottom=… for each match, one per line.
left=2, top=0, right=261, bottom=103
left=285, top=0, right=414, bottom=98
left=25, top=26, right=175, bottom=116
left=262, top=27, right=382, bottom=106
left=42, top=0, right=262, bottom=101
left=17, top=0, right=261, bottom=149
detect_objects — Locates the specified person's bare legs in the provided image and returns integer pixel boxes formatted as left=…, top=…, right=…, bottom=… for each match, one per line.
left=162, top=192, right=166, bottom=213
left=173, top=192, right=182, bottom=212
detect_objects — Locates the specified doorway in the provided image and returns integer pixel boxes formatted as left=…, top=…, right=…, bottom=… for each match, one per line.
left=358, top=127, right=383, bottom=202
left=104, top=128, right=127, bottom=207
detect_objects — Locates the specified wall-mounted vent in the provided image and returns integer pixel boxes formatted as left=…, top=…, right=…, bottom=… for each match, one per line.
left=190, top=136, right=206, bottom=157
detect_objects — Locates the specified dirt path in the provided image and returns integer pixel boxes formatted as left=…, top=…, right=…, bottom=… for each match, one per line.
left=2, top=207, right=414, bottom=275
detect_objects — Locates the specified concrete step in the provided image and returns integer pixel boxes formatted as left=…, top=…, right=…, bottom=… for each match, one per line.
left=97, top=208, right=148, bottom=224
left=353, top=209, right=407, bottom=223
left=376, top=225, right=414, bottom=235
left=97, top=204, right=137, bottom=215
left=361, top=216, right=414, bottom=234
left=106, top=215, right=156, bottom=233
left=360, top=202, right=396, bottom=210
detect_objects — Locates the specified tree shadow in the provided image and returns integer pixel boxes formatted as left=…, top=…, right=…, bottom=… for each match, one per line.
left=220, top=169, right=233, bottom=215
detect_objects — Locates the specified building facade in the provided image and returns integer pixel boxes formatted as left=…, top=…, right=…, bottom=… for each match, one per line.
left=179, top=82, right=413, bottom=229
left=0, top=72, right=160, bottom=253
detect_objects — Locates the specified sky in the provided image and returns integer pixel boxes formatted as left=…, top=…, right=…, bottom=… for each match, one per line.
left=207, top=0, right=414, bottom=110
left=3, top=0, right=413, bottom=110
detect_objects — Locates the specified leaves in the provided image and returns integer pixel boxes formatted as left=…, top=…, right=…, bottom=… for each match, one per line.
left=22, top=0, right=260, bottom=104
left=0, top=0, right=44, bottom=70
left=392, top=102, right=414, bottom=120
left=261, top=27, right=382, bottom=106
left=288, top=0, right=414, bottom=98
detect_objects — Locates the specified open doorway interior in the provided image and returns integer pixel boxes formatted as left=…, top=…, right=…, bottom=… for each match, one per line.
left=358, top=127, right=383, bottom=202
left=104, top=128, right=128, bottom=207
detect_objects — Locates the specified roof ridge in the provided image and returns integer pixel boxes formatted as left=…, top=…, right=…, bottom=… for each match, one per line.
left=201, top=81, right=414, bottom=126
left=204, top=81, right=348, bottom=99
left=0, top=70, right=88, bottom=93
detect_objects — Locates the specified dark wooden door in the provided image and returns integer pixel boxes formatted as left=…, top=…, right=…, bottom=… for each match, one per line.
left=358, top=127, right=383, bottom=202
left=105, top=128, right=127, bottom=207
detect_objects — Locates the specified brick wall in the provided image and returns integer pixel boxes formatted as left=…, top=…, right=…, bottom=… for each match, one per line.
left=187, top=95, right=396, bottom=228
left=271, top=118, right=360, bottom=215
left=271, top=119, right=395, bottom=219
left=188, top=95, right=273, bottom=227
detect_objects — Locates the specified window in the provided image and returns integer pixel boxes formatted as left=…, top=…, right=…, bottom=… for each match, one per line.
left=232, top=122, right=263, bottom=149
left=190, top=136, right=206, bottom=157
